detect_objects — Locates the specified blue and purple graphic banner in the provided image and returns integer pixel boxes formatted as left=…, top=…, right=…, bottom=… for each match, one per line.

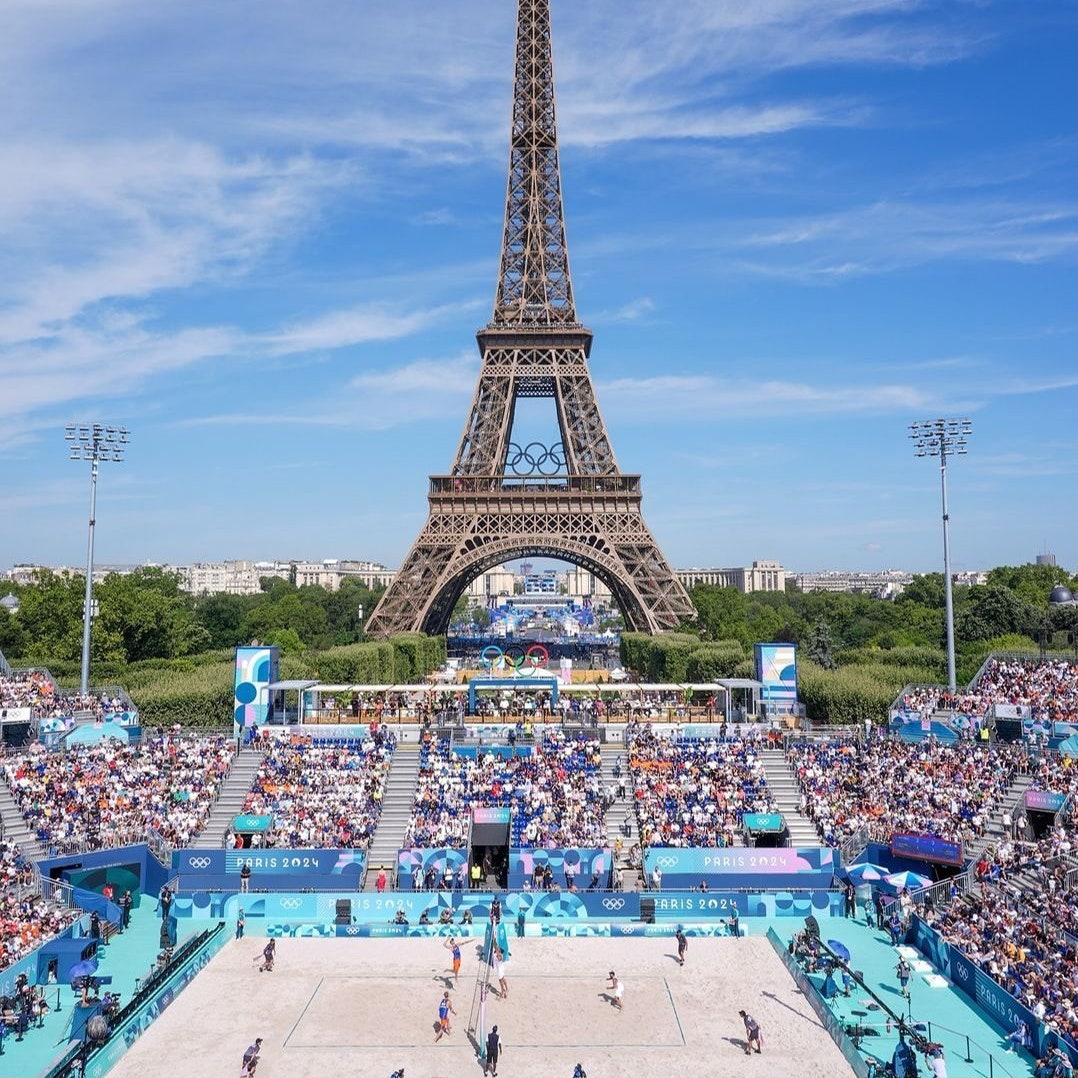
left=397, top=848, right=468, bottom=890
left=233, top=645, right=279, bottom=736
left=755, top=642, right=798, bottom=715
left=1025, top=789, right=1067, bottom=812
left=172, top=848, right=365, bottom=888
left=508, top=848, right=611, bottom=890
left=643, top=846, right=839, bottom=890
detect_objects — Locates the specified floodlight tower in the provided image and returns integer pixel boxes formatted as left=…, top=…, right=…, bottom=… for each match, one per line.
left=66, top=424, right=130, bottom=696
left=909, top=418, right=972, bottom=694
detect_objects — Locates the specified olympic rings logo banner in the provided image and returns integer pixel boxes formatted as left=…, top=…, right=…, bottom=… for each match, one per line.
left=480, top=643, right=551, bottom=677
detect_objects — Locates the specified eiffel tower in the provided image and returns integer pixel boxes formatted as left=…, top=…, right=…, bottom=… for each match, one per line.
left=366, top=0, right=694, bottom=637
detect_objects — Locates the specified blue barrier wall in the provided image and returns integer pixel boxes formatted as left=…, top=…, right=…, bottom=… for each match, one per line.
left=38, top=845, right=170, bottom=902
left=171, top=886, right=842, bottom=929
left=0, top=916, right=90, bottom=996
left=509, top=848, right=611, bottom=889
left=643, top=846, right=840, bottom=889
left=908, top=914, right=1077, bottom=1065
left=81, top=926, right=229, bottom=1078
left=396, top=848, right=468, bottom=890
left=172, top=848, right=366, bottom=890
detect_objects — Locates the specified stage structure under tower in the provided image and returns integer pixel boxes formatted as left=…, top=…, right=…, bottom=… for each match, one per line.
left=366, top=0, right=694, bottom=637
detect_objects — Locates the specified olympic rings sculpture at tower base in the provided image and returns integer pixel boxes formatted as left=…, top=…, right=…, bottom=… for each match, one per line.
left=480, top=644, right=551, bottom=677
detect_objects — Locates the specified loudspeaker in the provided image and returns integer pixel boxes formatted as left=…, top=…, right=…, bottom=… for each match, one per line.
left=640, top=898, right=655, bottom=924
left=335, top=899, right=352, bottom=925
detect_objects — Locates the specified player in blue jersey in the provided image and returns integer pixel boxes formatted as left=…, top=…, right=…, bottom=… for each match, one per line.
left=434, top=991, right=457, bottom=1042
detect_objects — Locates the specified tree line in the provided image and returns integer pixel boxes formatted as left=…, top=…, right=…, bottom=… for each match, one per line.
left=0, top=567, right=385, bottom=665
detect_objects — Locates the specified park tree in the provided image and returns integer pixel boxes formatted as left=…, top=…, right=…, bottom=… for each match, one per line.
left=955, top=585, right=1038, bottom=643
left=195, top=592, right=255, bottom=650
left=95, top=567, right=210, bottom=662
left=986, top=563, right=1078, bottom=608
left=898, top=574, right=947, bottom=609
left=803, top=621, right=837, bottom=669
left=10, top=571, right=85, bottom=660
left=0, top=605, right=27, bottom=657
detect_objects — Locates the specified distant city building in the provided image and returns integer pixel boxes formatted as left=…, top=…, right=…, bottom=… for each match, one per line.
left=181, top=559, right=393, bottom=595
left=795, top=569, right=913, bottom=599
left=1037, top=552, right=1057, bottom=567
left=677, top=560, right=787, bottom=594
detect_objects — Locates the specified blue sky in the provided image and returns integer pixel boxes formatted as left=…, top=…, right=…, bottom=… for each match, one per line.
left=3, top=1, right=1077, bottom=576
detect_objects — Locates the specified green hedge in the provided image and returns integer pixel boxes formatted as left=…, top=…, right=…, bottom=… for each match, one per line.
left=129, top=662, right=236, bottom=727
left=837, top=646, right=947, bottom=675
left=685, top=642, right=745, bottom=681
left=116, top=635, right=447, bottom=727
left=621, top=632, right=745, bottom=682
left=799, top=661, right=943, bottom=725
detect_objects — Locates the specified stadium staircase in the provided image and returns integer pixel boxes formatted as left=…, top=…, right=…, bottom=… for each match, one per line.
left=964, top=771, right=1035, bottom=862
left=758, top=748, right=823, bottom=847
left=0, top=780, right=46, bottom=862
left=600, top=745, right=644, bottom=890
left=362, top=741, right=421, bottom=890
left=189, top=745, right=266, bottom=849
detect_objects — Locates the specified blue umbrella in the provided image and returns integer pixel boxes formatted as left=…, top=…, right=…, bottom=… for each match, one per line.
left=883, top=870, right=932, bottom=893
left=827, top=939, right=852, bottom=963
left=845, top=863, right=887, bottom=884
left=68, top=958, right=98, bottom=984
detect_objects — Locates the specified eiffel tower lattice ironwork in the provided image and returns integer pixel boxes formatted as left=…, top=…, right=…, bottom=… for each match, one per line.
left=366, top=0, right=695, bottom=637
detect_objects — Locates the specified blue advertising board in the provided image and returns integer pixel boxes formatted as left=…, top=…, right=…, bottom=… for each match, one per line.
left=1025, top=789, right=1067, bottom=812
left=644, top=846, right=839, bottom=890
left=509, top=848, right=611, bottom=890
left=890, top=832, right=964, bottom=866
left=397, top=848, right=468, bottom=890
left=172, top=848, right=366, bottom=887
left=650, top=890, right=842, bottom=920
left=908, top=915, right=1076, bottom=1065
left=755, top=642, right=798, bottom=714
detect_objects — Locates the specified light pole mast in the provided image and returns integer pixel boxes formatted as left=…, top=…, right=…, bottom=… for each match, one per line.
left=909, top=418, right=971, bottom=695
left=66, top=424, right=129, bottom=696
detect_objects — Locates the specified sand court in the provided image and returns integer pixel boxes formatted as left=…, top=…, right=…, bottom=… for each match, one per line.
left=286, top=974, right=684, bottom=1049
left=107, top=933, right=855, bottom=1078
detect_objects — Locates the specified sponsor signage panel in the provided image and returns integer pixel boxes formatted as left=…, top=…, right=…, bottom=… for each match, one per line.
left=890, top=832, right=964, bottom=866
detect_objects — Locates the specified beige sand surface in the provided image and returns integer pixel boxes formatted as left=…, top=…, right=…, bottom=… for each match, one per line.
left=106, top=935, right=854, bottom=1078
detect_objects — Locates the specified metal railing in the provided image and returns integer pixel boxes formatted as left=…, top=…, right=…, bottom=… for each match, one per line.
left=838, top=826, right=871, bottom=865
left=37, top=872, right=77, bottom=910
left=429, top=473, right=642, bottom=496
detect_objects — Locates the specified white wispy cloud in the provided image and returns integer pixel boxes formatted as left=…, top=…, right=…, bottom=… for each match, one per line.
left=599, top=372, right=941, bottom=418
left=179, top=352, right=480, bottom=431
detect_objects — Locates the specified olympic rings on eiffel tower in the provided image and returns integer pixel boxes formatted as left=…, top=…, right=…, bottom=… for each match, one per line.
left=505, top=441, right=565, bottom=477
left=480, top=644, right=550, bottom=676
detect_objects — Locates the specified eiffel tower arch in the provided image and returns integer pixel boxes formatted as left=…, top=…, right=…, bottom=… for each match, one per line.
left=366, top=0, right=695, bottom=638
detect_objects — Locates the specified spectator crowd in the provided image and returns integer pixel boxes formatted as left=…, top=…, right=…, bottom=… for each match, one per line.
left=238, top=730, right=394, bottom=849
left=628, top=725, right=776, bottom=847
left=788, top=738, right=1027, bottom=847
left=2, top=839, right=78, bottom=973
left=3, top=734, right=236, bottom=852
left=405, top=730, right=606, bottom=849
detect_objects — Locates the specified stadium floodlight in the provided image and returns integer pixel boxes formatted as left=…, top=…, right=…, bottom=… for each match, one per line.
left=65, top=424, right=130, bottom=696
left=908, top=418, right=972, bottom=695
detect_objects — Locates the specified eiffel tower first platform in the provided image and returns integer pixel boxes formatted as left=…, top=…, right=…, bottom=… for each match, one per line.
left=366, top=0, right=695, bottom=637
